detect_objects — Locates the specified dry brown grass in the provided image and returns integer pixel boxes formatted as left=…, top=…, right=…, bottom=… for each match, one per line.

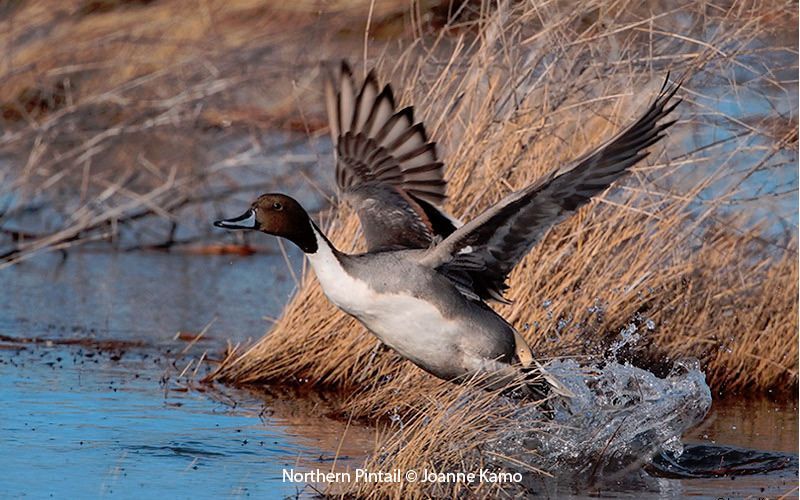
left=0, top=0, right=436, bottom=265
left=202, top=1, right=797, bottom=495
left=347, top=377, right=549, bottom=499
left=1, top=0, right=796, bottom=496
left=211, top=0, right=797, bottom=395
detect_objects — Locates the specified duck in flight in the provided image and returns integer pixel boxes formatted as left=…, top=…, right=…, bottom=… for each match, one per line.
left=215, top=62, right=681, bottom=399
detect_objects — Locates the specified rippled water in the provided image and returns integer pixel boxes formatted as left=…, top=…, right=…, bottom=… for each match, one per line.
left=2, top=349, right=300, bottom=497
left=0, top=343, right=375, bottom=498
left=0, top=250, right=373, bottom=498
left=0, top=252, right=796, bottom=498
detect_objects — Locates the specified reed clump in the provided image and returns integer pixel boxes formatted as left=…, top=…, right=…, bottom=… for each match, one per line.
left=212, top=0, right=797, bottom=396
left=208, top=1, right=796, bottom=493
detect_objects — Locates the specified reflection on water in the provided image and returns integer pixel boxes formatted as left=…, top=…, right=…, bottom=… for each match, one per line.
left=0, top=250, right=306, bottom=343
left=663, top=398, right=799, bottom=498
left=0, top=343, right=374, bottom=498
left=0, top=346, right=301, bottom=497
left=0, top=251, right=796, bottom=498
left=0, top=250, right=378, bottom=498
left=687, top=397, right=798, bottom=454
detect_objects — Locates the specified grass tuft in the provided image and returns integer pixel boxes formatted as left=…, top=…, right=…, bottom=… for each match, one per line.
left=207, top=1, right=797, bottom=493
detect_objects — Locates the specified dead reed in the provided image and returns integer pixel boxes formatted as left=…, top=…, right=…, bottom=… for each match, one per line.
left=1, top=0, right=796, bottom=496
left=206, top=1, right=796, bottom=495
left=211, top=0, right=797, bottom=396
left=0, top=0, right=418, bottom=265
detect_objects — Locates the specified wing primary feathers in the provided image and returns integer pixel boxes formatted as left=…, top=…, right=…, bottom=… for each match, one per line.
left=337, top=61, right=355, bottom=136
left=362, top=85, right=395, bottom=138
left=374, top=107, right=415, bottom=146
left=421, top=74, right=682, bottom=303
left=324, top=60, right=454, bottom=252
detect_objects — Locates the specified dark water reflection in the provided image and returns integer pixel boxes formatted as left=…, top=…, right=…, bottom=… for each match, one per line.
left=0, top=251, right=797, bottom=498
left=687, top=397, right=798, bottom=454
left=657, top=398, right=798, bottom=498
left=0, top=345, right=373, bottom=498
left=1, top=249, right=305, bottom=343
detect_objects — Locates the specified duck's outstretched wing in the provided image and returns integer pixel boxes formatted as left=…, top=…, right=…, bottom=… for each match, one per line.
left=420, top=76, right=682, bottom=302
left=324, top=61, right=459, bottom=252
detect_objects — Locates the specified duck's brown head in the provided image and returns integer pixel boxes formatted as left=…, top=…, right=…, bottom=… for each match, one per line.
left=214, top=193, right=318, bottom=253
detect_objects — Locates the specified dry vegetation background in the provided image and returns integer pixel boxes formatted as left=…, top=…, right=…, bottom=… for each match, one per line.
left=210, top=0, right=798, bottom=397
left=0, top=0, right=797, bottom=495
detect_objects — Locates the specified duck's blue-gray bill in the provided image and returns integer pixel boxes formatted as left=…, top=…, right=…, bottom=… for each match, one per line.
left=214, top=209, right=256, bottom=229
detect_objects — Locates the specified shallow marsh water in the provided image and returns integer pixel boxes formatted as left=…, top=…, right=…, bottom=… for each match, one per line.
left=0, top=251, right=797, bottom=498
left=0, top=345, right=376, bottom=498
left=0, top=251, right=374, bottom=498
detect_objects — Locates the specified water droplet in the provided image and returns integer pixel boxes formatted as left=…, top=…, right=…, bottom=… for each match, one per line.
left=663, top=436, right=684, bottom=457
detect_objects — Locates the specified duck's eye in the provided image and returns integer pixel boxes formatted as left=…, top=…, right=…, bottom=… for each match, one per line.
left=272, top=202, right=283, bottom=211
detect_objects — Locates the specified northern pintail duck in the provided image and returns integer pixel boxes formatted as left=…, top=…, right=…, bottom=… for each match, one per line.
left=215, top=62, right=681, bottom=398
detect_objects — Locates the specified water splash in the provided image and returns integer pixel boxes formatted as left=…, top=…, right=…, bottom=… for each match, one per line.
left=488, top=358, right=712, bottom=487
left=608, top=322, right=641, bottom=359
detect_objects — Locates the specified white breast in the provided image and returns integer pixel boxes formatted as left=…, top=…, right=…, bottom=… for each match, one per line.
left=305, top=226, right=379, bottom=316
left=305, top=226, right=460, bottom=371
